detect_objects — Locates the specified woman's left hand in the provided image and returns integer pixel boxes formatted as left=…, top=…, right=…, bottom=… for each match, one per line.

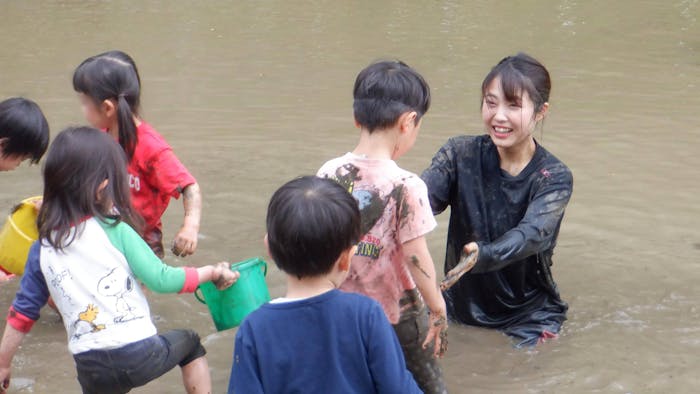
left=462, top=242, right=479, bottom=261
left=172, top=225, right=198, bottom=257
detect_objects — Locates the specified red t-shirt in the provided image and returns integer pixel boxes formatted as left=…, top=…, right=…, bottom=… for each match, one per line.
left=127, top=122, right=196, bottom=237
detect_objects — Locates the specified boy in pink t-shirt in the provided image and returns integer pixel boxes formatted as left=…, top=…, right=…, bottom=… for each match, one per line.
left=318, top=61, right=447, bottom=394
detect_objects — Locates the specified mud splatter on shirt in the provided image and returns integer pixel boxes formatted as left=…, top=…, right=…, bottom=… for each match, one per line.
left=318, top=153, right=437, bottom=324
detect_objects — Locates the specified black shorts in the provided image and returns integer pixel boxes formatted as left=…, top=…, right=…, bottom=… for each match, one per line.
left=73, top=329, right=206, bottom=394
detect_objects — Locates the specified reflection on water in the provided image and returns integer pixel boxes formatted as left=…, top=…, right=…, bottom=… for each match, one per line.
left=1, top=1, right=698, bottom=392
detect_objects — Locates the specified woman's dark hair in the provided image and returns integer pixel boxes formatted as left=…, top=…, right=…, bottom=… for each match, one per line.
left=38, top=126, right=143, bottom=251
left=0, top=97, right=50, bottom=163
left=73, top=50, right=141, bottom=160
left=353, top=60, right=431, bottom=133
left=481, top=52, right=551, bottom=114
left=266, top=176, right=361, bottom=279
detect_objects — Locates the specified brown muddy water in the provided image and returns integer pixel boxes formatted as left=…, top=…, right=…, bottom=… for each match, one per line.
left=1, top=1, right=698, bottom=393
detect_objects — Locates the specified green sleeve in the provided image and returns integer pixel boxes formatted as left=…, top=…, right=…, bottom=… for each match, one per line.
left=98, top=220, right=187, bottom=293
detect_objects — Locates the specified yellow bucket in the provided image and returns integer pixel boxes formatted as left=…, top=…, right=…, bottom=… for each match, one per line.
left=0, top=196, right=41, bottom=275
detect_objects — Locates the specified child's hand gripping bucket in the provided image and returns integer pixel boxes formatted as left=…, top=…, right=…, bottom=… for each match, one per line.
left=195, top=257, right=271, bottom=331
left=0, top=196, right=41, bottom=275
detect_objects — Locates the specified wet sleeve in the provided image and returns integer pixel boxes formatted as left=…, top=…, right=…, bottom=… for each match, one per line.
left=421, top=139, right=457, bottom=215
left=366, top=302, right=423, bottom=394
left=148, top=147, right=196, bottom=199
left=8, top=242, right=49, bottom=332
left=398, top=177, right=437, bottom=244
left=228, top=320, right=265, bottom=394
left=101, top=221, right=198, bottom=293
left=473, top=170, right=573, bottom=273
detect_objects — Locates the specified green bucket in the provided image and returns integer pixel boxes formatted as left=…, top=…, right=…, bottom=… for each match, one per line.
left=195, top=257, right=271, bottom=331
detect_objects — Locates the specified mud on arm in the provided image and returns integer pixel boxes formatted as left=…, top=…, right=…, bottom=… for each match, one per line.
left=403, top=236, right=448, bottom=358
left=172, top=182, right=202, bottom=257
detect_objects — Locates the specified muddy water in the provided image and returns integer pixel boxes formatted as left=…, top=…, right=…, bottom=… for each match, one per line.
left=1, top=1, right=698, bottom=393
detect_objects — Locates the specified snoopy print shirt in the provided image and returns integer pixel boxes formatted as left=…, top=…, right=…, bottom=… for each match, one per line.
left=318, top=153, right=437, bottom=324
left=8, top=218, right=199, bottom=354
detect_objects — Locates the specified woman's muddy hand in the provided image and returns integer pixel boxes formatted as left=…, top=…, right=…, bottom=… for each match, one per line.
left=440, top=243, right=479, bottom=291
left=462, top=242, right=479, bottom=260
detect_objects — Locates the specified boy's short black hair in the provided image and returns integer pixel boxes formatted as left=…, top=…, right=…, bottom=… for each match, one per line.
left=0, top=97, right=50, bottom=163
left=353, top=60, right=431, bottom=133
left=266, top=176, right=361, bottom=279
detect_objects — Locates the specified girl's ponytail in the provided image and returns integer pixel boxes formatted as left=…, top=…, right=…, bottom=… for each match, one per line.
left=117, top=94, right=138, bottom=160
left=73, top=50, right=142, bottom=162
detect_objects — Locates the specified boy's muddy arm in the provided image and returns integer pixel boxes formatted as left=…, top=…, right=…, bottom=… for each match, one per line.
left=0, top=324, right=27, bottom=392
left=403, top=236, right=448, bottom=358
left=440, top=244, right=478, bottom=291
left=172, top=182, right=201, bottom=257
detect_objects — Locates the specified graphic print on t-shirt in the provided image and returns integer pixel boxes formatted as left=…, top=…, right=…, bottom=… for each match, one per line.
left=97, top=267, right=144, bottom=323
left=45, top=265, right=76, bottom=307
left=72, top=304, right=106, bottom=340
left=319, top=153, right=437, bottom=323
left=329, top=163, right=410, bottom=260
left=128, top=173, right=141, bottom=191
left=332, top=163, right=387, bottom=234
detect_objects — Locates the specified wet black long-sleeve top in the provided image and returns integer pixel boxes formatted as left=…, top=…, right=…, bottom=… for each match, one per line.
left=421, top=135, right=573, bottom=345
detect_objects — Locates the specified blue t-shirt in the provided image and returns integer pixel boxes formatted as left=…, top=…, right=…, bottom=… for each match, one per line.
left=228, top=289, right=421, bottom=394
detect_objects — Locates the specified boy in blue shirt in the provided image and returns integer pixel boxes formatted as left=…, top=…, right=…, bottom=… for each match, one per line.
left=228, top=176, right=421, bottom=394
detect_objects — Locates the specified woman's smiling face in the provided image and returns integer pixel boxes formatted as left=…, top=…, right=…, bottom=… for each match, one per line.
left=481, top=76, right=544, bottom=151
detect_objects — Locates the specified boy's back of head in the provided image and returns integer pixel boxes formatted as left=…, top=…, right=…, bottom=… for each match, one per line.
left=353, top=61, right=431, bottom=133
left=266, top=176, right=361, bottom=279
left=0, top=97, right=50, bottom=163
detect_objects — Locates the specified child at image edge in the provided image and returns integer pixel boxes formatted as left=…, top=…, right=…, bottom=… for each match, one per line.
left=0, top=127, right=239, bottom=394
left=0, top=97, right=50, bottom=282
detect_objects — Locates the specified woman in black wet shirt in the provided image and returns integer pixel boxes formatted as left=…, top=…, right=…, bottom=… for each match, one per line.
left=422, top=53, right=573, bottom=347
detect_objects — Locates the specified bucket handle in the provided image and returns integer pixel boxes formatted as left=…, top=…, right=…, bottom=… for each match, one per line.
left=10, top=197, right=41, bottom=215
left=194, top=286, right=206, bottom=304
left=195, top=260, right=267, bottom=305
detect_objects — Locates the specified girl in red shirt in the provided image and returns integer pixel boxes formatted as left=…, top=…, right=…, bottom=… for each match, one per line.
left=72, top=51, right=201, bottom=259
